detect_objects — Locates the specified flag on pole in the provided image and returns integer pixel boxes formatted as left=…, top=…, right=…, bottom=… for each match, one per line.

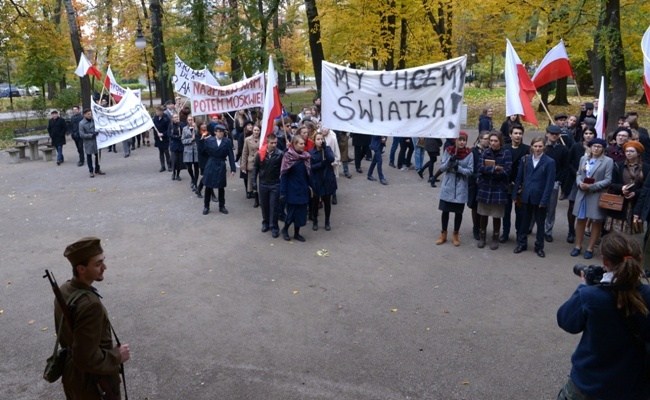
left=531, top=40, right=574, bottom=89
left=595, top=76, right=606, bottom=138
left=74, top=52, right=102, bottom=80
left=505, top=39, right=538, bottom=126
left=642, top=25, right=650, bottom=107
left=259, top=56, right=283, bottom=161
left=103, top=66, right=123, bottom=102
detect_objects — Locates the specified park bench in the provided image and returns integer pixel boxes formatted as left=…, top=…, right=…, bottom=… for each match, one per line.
left=38, top=145, right=55, bottom=162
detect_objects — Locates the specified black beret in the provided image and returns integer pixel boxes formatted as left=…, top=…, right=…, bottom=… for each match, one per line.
left=64, top=237, right=103, bottom=267
left=585, top=102, right=594, bottom=110
left=546, top=125, right=562, bottom=134
left=614, top=127, right=631, bottom=136
left=164, top=100, right=174, bottom=105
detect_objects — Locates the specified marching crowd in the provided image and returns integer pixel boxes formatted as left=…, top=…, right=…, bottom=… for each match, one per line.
left=48, top=97, right=650, bottom=261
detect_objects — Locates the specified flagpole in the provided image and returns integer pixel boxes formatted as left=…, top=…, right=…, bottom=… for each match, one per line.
left=574, top=82, right=583, bottom=104
left=535, top=91, right=554, bottom=125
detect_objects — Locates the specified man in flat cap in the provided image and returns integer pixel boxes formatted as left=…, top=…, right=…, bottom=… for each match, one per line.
left=54, top=237, right=130, bottom=399
left=48, top=110, right=67, bottom=165
left=554, top=113, right=574, bottom=147
left=543, top=125, right=569, bottom=243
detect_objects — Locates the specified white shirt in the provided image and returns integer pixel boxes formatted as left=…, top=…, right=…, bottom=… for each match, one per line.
left=532, top=153, right=542, bottom=168
left=216, top=138, right=222, bottom=146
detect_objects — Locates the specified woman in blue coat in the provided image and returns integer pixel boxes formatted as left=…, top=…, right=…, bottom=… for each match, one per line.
left=310, top=132, right=337, bottom=231
left=512, top=137, right=556, bottom=258
left=476, top=132, right=512, bottom=250
left=280, top=135, right=312, bottom=242
left=557, top=231, right=650, bottom=400
left=197, top=123, right=236, bottom=215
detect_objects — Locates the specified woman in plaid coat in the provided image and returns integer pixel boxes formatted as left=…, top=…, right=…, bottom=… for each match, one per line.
left=477, top=132, right=512, bottom=250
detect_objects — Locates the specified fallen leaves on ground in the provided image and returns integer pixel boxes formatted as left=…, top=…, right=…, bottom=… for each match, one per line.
left=316, top=249, right=330, bottom=257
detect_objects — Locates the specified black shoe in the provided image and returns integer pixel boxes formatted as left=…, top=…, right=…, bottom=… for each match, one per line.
left=367, top=176, right=377, bottom=182
left=356, top=168, right=363, bottom=174
left=56, top=161, right=61, bottom=166
left=535, top=249, right=545, bottom=258
left=325, top=223, right=331, bottom=231
left=428, top=176, right=434, bottom=183
left=191, top=183, right=197, bottom=192
left=282, top=228, right=290, bottom=241
left=261, top=225, right=269, bottom=233
left=272, top=230, right=279, bottom=238
left=124, top=154, right=130, bottom=158
left=417, top=168, right=424, bottom=179
left=196, top=191, right=203, bottom=198
left=279, top=214, right=286, bottom=222
left=332, top=195, right=337, bottom=205
left=513, top=246, right=526, bottom=254
left=219, top=207, right=229, bottom=214
left=545, top=234, right=553, bottom=243
left=389, top=162, right=396, bottom=168
left=171, top=173, right=176, bottom=180
left=202, top=207, right=209, bottom=215
left=77, top=161, right=84, bottom=167
left=131, top=145, right=135, bottom=150
left=473, top=227, right=480, bottom=241
left=380, top=178, right=388, bottom=185
left=498, top=234, right=508, bottom=243
left=294, top=234, right=306, bottom=242
left=168, top=167, right=172, bottom=171
left=246, top=191, right=253, bottom=199
left=108, top=148, right=113, bottom=152
left=253, top=199, right=259, bottom=208
left=312, top=222, right=318, bottom=231
left=159, top=167, right=166, bottom=172
left=175, top=175, right=182, bottom=181
left=567, top=232, right=575, bottom=244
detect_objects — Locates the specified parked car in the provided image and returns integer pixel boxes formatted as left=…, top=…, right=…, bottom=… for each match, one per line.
left=28, top=86, right=40, bottom=96
left=0, top=87, right=21, bottom=98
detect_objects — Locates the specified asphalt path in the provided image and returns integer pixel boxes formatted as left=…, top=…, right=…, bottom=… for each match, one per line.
left=1, top=134, right=586, bottom=399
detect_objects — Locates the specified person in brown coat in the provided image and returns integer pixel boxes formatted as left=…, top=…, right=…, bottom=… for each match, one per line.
left=242, top=124, right=261, bottom=207
left=55, top=237, right=130, bottom=399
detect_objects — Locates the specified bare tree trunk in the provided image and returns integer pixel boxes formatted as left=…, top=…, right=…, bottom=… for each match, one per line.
left=587, top=5, right=607, bottom=95
left=227, top=0, right=242, bottom=81
left=380, top=1, right=396, bottom=71
left=549, top=77, right=570, bottom=105
left=273, top=7, right=286, bottom=94
left=105, top=0, right=113, bottom=66
left=537, top=83, right=550, bottom=112
left=304, top=0, right=325, bottom=93
left=294, top=72, right=300, bottom=86
left=424, top=0, right=453, bottom=60
left=639, top=92, right=648, bottom=105
left=397, top=18, right=407, bottom=70
left=63, top=0, right=91, bottom=109
left=149, top=0, right=171, bottom=103
left=604, top=0, right=626, bottom=134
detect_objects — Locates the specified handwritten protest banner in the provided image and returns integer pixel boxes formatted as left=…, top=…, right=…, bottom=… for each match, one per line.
left=321, top=56, right=466, bottom=138
left=172, top=54, right=208, bottom=97
left=91, top=89, right=154, bottom=149
left=190, top=73, right=265, bottom=116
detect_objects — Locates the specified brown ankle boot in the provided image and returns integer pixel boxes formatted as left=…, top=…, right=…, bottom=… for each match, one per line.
left=452, top=231, right=460, bottom=246
left=477, top=230, right=486, bottom=248
left=490, top=232, right=500, bottom=250
left=436, top=231, right=447, bottom=245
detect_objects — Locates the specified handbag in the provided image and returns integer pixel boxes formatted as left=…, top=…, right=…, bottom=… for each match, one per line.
left=598, top=192, right=624, bottom=211
left=43, top=290, right=86, bottom=383
left=416, top=137, right=425, bottom=147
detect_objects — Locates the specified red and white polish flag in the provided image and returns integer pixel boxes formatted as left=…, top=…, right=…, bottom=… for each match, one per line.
left=595, top=76, right=606, bottom=139
left=74, top=52, right=102, bottom=80
left=505, top=39, right=538, bottom=126
left=531, top=39, right=574, bottom=89
left=103, top=66, right=123, bottom=103
left=642, top=25, right=650, bottom=107
left=259, top=56, right=283, bottom=161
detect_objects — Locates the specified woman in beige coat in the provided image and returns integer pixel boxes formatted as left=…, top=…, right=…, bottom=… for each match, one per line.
left=242, top=124, right=261, bottom=207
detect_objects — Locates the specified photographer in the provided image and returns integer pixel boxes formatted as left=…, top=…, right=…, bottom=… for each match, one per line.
left=557, top=231, right=650, bottom=400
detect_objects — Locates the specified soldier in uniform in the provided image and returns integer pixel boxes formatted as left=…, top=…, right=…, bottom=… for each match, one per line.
left=55, top=237, right=130, bottom=399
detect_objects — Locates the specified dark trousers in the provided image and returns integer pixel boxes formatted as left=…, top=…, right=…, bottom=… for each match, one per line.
left=517, top=203, right=547, bottom=250
left=158, top=148, right=171, bottom=169
left=204, top=187, right=225, bottom=208
left=86, top=153, right=100, bottom=173
left=397, top=138, right=414, bottom=168
left=367, top=149, right=384, bottom=180
left=422, top=151, right=438, bottom=177
left=73, top=136, right=84, bottom=163
left=260, top=182, right=280, bottom=231
left=354, top=145, right=369, bottom=169
left=502, top=198, right=524, bottom=237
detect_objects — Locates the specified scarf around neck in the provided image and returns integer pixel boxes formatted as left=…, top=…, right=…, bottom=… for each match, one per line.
left=281, top=147, right=311, bottom=176
left=446, top=145, right=472, bottom=160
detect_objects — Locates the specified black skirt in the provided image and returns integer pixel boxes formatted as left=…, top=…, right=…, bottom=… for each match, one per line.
left=438, top=199, right=465, bottom=213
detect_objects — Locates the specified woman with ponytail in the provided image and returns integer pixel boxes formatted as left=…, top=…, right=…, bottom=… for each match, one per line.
left=557, top=231, right=650, bottom=400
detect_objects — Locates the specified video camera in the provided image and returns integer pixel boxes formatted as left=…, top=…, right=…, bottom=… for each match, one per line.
left=573, top=264, right=606, bottom=286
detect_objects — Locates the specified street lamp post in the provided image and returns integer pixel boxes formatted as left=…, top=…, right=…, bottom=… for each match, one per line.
left=135, top=22, right=154, bottom=108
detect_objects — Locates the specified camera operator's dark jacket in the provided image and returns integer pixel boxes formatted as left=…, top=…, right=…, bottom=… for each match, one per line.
left=634, top=170, right=650, bottom=222
left=252, top=147, right=284, bottom=186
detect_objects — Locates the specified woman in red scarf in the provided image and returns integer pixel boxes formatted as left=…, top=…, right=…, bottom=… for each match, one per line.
left=435, top=132, right=474, bottom=246
left=280, top=136, right=313, bottom=242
